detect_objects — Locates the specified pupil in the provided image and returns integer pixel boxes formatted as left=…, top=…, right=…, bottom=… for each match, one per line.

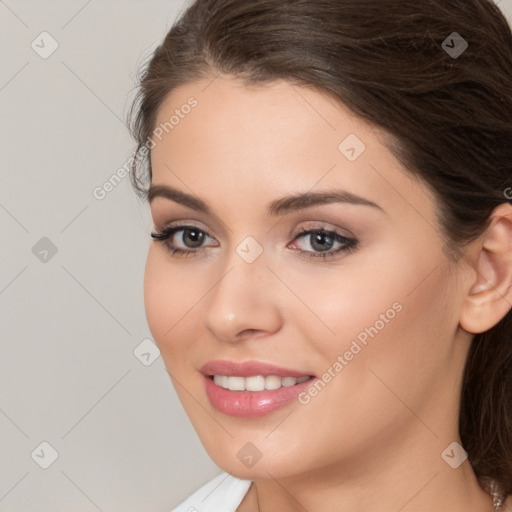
left=185, top=229, right=204, bottom=248
left=312, top=233, right=333, bottom=252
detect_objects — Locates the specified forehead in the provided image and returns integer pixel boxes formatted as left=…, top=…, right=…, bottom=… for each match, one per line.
left=152, top=76, right=372, bottom=153
left=152, top=76, right=372, bottom=181
left=149, top=75, right=436, bottom=224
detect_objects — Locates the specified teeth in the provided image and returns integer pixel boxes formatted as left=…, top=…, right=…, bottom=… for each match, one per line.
left=282, top=376, right=298, bottom=387
left=228, top=376, right=245, bottom=391
left=265, top=375, right=282, bottom=390
left=212, top=374, right=310, bottom=391
left=213, top=375, right=228, bottom=388
left=245, top=375, right=265, bottom=391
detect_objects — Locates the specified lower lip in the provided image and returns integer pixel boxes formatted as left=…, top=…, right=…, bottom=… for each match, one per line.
left=203, top=375, right=315, bottom=417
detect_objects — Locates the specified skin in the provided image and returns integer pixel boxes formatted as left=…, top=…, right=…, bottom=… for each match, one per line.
left=144, top=75, right=512, bottom=512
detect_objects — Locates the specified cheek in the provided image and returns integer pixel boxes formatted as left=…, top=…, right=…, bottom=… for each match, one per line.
left=295, top=241, right=455, bottom=378
left=280, top=260, right=456, bottom=459
left=143, top=248, right=198, bottom=359
left=283, top=252, right=405, bottom=351
left=308, top=254, right=455, bottom=410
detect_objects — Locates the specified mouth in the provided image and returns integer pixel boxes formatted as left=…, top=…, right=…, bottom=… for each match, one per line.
left=200, top=360, right=316, bottom=417
left=209, top=374, right=312, bottom=391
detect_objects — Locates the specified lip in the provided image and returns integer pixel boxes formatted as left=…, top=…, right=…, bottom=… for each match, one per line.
left=200, top=360, right=316, bottom=417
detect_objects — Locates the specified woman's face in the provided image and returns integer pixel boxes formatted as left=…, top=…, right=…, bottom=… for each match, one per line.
left=145, top=76, right=473, bottom=480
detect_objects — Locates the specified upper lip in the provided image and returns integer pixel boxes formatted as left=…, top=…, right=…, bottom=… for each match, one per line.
left=200, top=360, right=314, bottom=378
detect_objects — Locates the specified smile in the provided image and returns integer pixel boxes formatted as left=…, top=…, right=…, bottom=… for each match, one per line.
left=200, top=360, right=316, bottom=417
left=212, top=374, right=311, bottom=391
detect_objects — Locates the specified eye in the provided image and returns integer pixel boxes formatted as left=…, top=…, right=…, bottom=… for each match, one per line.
left=289, top=224, right=358, bottom=260
left=150, top=222, right=358, bottom=260
left=150, top=224, right=217, bottom=257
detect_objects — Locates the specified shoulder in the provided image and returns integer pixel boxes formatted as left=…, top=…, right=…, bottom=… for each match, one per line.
left=168, top=471, right=253, bottom=512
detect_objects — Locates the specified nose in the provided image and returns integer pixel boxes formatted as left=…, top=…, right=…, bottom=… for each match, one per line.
left=204, top=249, right=283, bottom=344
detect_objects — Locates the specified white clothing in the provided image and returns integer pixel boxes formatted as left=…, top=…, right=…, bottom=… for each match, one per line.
left=169, top=472, right=252, bottom=512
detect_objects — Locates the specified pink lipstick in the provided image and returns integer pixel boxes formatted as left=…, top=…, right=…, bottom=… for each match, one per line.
left=200, top=360, right=315, bottom=417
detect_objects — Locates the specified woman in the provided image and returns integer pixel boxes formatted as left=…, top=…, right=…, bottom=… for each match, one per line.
left=127, top=0, right=512, bottom=510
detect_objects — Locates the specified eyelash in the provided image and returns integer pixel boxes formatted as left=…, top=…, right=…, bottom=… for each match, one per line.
left=150, top=224, right=358, bottom=260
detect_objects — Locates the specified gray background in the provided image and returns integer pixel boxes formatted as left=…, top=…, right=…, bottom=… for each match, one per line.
left=1, top=1, right=511, bottom=510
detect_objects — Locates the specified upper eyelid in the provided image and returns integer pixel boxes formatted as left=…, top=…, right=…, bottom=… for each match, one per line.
left=155, top=221, right=213, bottom=236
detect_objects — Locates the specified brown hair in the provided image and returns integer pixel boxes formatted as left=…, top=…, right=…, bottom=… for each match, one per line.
left=127, top=0, right=512, bottom=494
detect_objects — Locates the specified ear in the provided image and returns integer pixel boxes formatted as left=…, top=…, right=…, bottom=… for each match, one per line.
left=459, top=202, right=512, bottom=334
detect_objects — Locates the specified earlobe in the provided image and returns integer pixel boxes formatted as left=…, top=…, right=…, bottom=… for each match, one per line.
left=459, top=202, right=512, bottom=334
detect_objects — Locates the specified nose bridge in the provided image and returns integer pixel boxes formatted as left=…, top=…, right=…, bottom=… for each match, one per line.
left=204, top=236, right=281, bottom=341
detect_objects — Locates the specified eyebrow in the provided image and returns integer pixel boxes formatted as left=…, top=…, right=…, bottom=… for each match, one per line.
left=147, top=184, right=384, bottom=215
